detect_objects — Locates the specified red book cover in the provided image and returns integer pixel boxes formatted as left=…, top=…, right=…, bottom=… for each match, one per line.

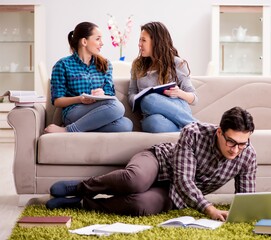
left=18, top=216, right=72, bottom=228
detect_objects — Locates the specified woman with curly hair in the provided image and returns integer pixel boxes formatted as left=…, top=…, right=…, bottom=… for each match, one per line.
left=128, top=21, right=197, bottom=132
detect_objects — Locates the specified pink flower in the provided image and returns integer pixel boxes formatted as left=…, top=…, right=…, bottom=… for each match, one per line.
left=107, top=14, right=133, bottom=58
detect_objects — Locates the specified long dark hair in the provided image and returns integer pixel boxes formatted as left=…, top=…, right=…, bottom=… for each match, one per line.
left=132, top=21, right=190, bottom=84
left=68, top=22, right=108, bottom=73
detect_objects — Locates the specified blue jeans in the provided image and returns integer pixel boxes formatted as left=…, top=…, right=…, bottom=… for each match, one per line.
left=140, top=93, right=196, bottom=133
left=64, top=99, right=133, bottom=132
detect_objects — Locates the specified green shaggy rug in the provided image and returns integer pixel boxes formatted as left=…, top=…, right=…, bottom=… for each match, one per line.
left=9, top=205, right=271, bottom=240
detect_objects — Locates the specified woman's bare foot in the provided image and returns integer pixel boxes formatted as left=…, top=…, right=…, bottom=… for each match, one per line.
left=44, top=124, right=67, bottom=133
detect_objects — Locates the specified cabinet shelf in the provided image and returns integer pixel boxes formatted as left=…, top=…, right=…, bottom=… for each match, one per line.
left=220, top=71, right=262, bottom=75
left=220, top=41, right=262, bottom=44
left=0, top=41, right=34, bottom=43
left=212, top=3, right=270, bottom=75
left=0, top=71, right=34, bottom=74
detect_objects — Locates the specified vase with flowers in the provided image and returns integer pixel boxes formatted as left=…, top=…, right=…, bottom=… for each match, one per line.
left=107, top=14, right=133, bottom=61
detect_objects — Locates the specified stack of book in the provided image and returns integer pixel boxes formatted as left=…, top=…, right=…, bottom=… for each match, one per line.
left=1, top=90, right=46, bottom=107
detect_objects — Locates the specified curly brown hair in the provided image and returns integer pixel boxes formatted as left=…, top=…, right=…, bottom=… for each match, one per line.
left=131, top=21, right=190, bottom=84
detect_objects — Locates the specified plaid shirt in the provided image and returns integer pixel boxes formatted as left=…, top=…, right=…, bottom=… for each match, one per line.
left=50, top=53, right=114, bottom=118
left=151, top=122, right=257, bottom=212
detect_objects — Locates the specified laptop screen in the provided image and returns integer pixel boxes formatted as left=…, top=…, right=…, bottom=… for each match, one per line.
left=226, top=192, right=271, bottom=223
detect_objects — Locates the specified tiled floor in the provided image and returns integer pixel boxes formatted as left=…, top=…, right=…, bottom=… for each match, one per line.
left=0, top=142, right=23, bottom=239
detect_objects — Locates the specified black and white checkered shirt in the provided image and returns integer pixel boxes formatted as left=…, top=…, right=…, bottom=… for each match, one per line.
left=151, top=122, right=257, bottom=212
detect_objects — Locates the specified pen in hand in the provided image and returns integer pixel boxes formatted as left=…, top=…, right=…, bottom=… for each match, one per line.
left=91, top=82, right=106, bottom=96
left=100, top=82, right=106, bottom=89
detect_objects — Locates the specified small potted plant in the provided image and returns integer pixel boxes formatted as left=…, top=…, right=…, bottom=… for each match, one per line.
left=107, top=14, right=133, bottom=61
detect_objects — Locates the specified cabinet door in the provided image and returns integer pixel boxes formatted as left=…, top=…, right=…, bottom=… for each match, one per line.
left=220, top=6, right=262, bottom=75
left=0, top=5, right=34, bottom=94
left=212, top=4, right=270, bottom=76
left=1, top=4, right=48, bottom=97
left=0, top=4, right=45, bottom=137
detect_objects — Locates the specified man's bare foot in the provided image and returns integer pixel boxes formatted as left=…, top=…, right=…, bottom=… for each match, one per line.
left=44, top=124, right=67, bottom=133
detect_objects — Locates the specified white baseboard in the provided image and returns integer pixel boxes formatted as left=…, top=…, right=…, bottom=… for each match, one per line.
left=18, top=194, right=50, bottom=207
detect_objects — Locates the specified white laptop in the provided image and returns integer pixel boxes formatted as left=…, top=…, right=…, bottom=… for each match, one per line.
left=226, top=192, right=271, bottom=223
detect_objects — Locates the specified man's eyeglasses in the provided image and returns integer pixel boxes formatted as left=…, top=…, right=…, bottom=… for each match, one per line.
left=222, top=133, right=250, bottom=150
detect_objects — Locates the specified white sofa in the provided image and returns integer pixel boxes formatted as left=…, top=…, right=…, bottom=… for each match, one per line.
left=7, top=76, right=271, bottom=201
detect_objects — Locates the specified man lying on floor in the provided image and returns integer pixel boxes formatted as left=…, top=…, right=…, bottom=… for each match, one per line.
left=46, top=106, right=256, bottom=222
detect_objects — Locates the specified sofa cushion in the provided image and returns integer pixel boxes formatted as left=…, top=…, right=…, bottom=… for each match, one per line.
left=114, top=77, right=142, bottom=131
left=190, top=76, right=271, bottom=129
left=250, top=130, right=271, bottom=165
left=38, top=130, right=271, bottom=165
left=38, top=132, right=179, bottom=165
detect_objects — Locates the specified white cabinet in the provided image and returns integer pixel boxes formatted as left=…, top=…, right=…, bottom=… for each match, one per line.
left=0, top=3, right=45, bottom=142
left=0, top=103, right=14, bottom=142
left=211, top=3, right=270, bottom=75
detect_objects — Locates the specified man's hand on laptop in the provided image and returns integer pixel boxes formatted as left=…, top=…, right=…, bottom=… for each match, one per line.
left=204, top=205, right=229, bottom=222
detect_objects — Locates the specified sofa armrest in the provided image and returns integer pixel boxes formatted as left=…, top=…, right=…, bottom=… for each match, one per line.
left=7, top=103, right=46, bottom=194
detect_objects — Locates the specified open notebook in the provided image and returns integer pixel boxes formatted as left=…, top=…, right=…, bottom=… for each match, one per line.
left=226, top=192, right=271, bottom=223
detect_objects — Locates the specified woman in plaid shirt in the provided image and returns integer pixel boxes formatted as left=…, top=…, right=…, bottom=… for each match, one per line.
left=44, top=22, right=133, bottom=133
left=47, top=107, right=256, bottom=222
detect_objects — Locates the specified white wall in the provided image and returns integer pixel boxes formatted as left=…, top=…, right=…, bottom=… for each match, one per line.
left=2, top=0, right=269, bottom=76
left=42, top=0, right=213, bottom=76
